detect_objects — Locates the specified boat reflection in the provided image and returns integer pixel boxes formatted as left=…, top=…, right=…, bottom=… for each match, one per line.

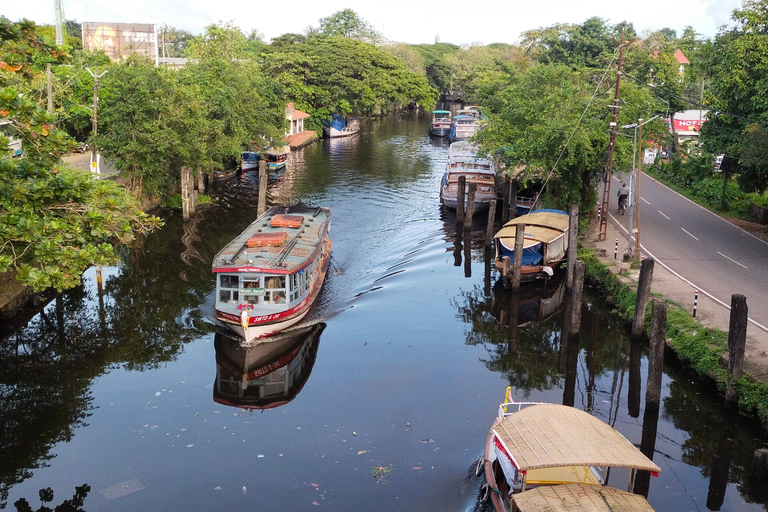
left=213, top=323, right=325, bottom=410
left=492, top=269, right=566, bottom=328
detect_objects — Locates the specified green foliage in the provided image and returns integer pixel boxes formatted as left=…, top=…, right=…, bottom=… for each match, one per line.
left=409, top=43, right=460, bottom=93
left=262, top=36, right=437, bottom=130
left=13, top=485, right=90, bottom=512
left=158, top=25, right=195, bottom=58
left=163, top=193, right=212, bottom=208
left=318, top=9, right=379, bottom=43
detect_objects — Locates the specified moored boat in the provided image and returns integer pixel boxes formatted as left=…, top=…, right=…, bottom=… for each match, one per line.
left=324, top=114, right=361, bottom=138
left=212, top=169, right=238, bottom=182
left=213, top=323, right=325, bottom=410
left=510, top=483, right=656, bottom=512
left=449, top=114, right=481, bottom=141
left=429, top=110, right=452, bottom=137
left=263, top=146, right=290, bottom=174
left=493, top=209, right=569, bottom=282
left=440, top=141, right=497, bottom=212
left=212, top=204, right=332, bottom=342
left=241, top=150, right=260, bottom=171
left=479, top=394, right=660, bottom=511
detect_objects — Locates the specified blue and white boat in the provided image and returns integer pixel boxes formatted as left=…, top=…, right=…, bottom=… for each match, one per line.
left=324, top=114, right=361, bottom=138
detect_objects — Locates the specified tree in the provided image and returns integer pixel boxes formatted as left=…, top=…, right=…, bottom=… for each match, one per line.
left=0, top=17, right=160, bottom=292
left=318, top=9, right=379, bottom=43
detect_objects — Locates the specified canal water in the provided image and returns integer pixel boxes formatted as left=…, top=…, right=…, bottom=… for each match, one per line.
left=2, top=113, right=767, bottom=512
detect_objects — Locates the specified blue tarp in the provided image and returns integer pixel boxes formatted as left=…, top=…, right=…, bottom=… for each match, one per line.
left=325, top=114, right=345, bottom=131
left=499, top=243, right=543, bottom=266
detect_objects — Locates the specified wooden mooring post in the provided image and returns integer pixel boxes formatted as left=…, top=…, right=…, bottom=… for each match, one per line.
left=456, top=175, right=466, bottom=222
left=258, top=160, right=267, bottom=216
left=181, top=166, right=196, bottom=221
left=646, top=298, right=667, bottom=409
left=501, top=179, right=510, bottom=224
left=196, top=165, right=206, bottom=193
left=511, top=223, right=525, bottom=292
left=566, top=204, right=578, bottom=290
left=508, top=178, right=517, bottom=221
left=464, top=183, right=476, bottom=229
left=485, top=199, right=497, bottom=247
left=569, top=260, right=585, bottom=337
left=631, top=258, right=655, bottom=337
left=725, top=294, right=748, bottom=409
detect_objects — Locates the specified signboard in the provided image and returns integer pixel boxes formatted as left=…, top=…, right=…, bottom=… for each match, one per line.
left=82, top=22, right=158, bottom=64
left=643, top=149, right=657, bottom=165
left=240, top=288, right=266, bottom=296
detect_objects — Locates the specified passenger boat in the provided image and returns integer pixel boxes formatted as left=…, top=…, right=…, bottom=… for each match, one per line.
left=324, top=114, right=361, bottom=138
left=449, top=114, right=481, bottom=141
left=493, top=209, right=569, bottom=282
left=457, top=105, right=482, bottom=118
left=440, top=141, right=497, bottom=212
left=213, top=323, right=325, bottom=410
left=478, top=394, right=660, bottom=511
left=429, top=110, right=452, bottom=137
left=212, top=204, right=332, bottom=342
left=241, top=151, right=260, bottom=171
left=510, top=483, right=656, bottom=512
left=263, top=146, right=290, bottom=174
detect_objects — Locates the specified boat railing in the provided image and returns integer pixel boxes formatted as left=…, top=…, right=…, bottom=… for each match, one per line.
left=498, top=401, right=544, bottom=419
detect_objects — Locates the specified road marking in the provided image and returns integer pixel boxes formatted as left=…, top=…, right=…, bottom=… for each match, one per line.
left=658, top=210, right=670, bottom=220
left=717, top=251, right=748, bottom=269
left=681, top=228, right=699, bottom=240
left=608, top=212, right=768, bottom=334
left=641, top=197, right=650, bottom=205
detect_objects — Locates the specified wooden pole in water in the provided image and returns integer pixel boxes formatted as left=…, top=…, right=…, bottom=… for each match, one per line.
left=646, top=298, right=667, bottom=409
left=457, top=175, right=466, bottom=222
left=509, top=178, right=518, bottom=220
left=566, top=204, right=578, bottom=290
left=258, top=160, right=267, bottom=216
left=632, top=258, right=655, bottom=337
left=197, top=165, right=206, bottom=193
left=181, top=166, right=193, bottom=221
left=512, top=223, right=525, bottom=291
left=569, top=260, right=585, bottom=336
left=465, top=183, right=476, bottom=229
left=485, top=199, right=497, bottom=247
left=725, top=294, right=748, bottom=409
left=501, top=179, right=510, bottom=224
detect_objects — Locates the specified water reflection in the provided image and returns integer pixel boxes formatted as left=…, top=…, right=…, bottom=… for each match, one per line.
left=213, top=323, right=324, bottom=410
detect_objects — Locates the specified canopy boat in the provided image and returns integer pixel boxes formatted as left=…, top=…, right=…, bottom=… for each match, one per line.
left=479, top=396, right=660, bottom=512
left=510, top=483, right=656, bottom=512
left=263, top=146, right=290, bottom=175
left=212, top=204, right=331, bottom=342
left=440, top=141, right=498, bottom=212
left=429, top=110, right=452, bottom=137
left=450, top=114, right=481, bottom=141
left=493, top=209, right=569, bottom=282
left=241, top=151, right=260, bottom=171
left=457, top=105, right=482, bottom=118
left=213, top=323, right=325, bottom=410
left=324, top=114, right=361, bottom=138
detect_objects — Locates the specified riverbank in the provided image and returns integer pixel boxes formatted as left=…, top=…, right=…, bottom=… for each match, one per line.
left=581, top=212, right=768, bottom=427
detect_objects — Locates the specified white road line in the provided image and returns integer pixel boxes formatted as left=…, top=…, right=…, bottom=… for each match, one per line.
left=658, top=210, right=671, bottom=220
left=717, top=251, right=748, bottom=269
left=641, top=197, right=650, bottom=205
left=681, top=228, right=699, bottom=241
left=608, top=212, right=768, bottom=334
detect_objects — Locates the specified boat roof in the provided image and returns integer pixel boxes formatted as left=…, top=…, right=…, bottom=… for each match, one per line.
left=494, top=210, right=569, bottom=246
left=212, top=204, right=330, bottom=274
left=449, top=141, right=480, bottom=158
left=512, top=484, right=656, bottom=512
left=265, top=145, right=291, bottom=156
left=454, top=115, right=475, bottom=120
left=433, top=110, right=451, bottom=114
left=493, top=403, right=661, bottom=473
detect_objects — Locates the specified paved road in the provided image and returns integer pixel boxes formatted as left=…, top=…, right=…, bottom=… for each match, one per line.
left=62, top=152, right=119, bottom=178
left=608, top=171, right=768, bottom=333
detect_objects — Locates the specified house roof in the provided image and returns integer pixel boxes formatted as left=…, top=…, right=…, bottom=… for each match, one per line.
left=674, top=49, right=690, bottom=64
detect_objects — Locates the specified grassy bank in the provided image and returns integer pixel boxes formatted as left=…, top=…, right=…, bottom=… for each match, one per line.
left=579, top=248, right=768, bottom=428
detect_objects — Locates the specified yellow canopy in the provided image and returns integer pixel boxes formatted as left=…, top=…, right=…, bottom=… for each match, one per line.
left=493, top=404, right=661, bottom=473
left=512, top=484, right=656, bottom=512
left=494, top=211, right=569, bottom=246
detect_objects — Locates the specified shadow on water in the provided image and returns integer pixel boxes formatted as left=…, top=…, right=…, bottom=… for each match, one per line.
left=3, top=112, right=768, bottom=511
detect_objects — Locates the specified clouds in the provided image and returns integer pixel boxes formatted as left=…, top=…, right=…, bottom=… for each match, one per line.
left=4, top=0, right=740, bottom=45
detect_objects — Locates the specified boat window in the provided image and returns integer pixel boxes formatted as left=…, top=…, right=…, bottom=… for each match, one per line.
left=241, top=277, right=263, bottom=305
left=219, top=289, right=239, bottom=304
left=220, top=274, right=239, bottom=289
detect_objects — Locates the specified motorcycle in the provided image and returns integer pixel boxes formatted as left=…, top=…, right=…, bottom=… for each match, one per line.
left=618, top=195, right=627, bottom=215
left=73, top=142, right=89, bottom=153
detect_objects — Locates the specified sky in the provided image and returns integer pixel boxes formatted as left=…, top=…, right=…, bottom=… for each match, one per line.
left=5, top=0, right=743, bottom=46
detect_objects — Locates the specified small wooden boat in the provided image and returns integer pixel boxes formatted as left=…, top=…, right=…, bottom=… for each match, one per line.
left=440, top=141, right=497, bottom=211
left=449, top=114, right=481, bottom=141
left=493, top=209, right=569, bottom=282
left=479, top=394, right=660, bottom=511
left=212, top=169, right=238, bottom=182
left=263, top=146, right=290, bottom=174
left=241, top=151, right=260, bottom=171
left=213, top=323, right=325, bottom=410
left=510, top=483, right=656, bottom=512
left=324, top=114, right=361, bottom=138
left=429, top=110, right=452, bottom=137
left=212, top=204, right=331, bottom=342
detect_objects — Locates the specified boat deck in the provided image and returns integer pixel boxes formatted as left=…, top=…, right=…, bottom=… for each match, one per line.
left=212, top=205, right=330, bottom=273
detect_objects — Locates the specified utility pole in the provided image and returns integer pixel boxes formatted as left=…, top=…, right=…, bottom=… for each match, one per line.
left=86, top=67, right=108, bottom=176
left=598, top=31, right=626, bottom=241
left=46, top=64, right=53, bottom=113
left=54, top=0, right=65, bottom=45
left=635, top=118, right=643, bottom=260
